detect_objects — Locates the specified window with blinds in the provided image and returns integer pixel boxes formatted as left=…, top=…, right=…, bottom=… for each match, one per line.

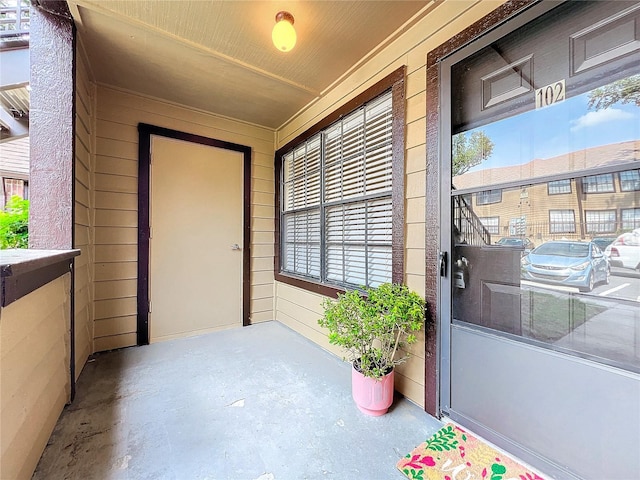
left=280, top=90, right=394, bottom=288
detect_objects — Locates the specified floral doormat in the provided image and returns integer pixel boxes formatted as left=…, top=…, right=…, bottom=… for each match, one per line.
left=397, top=423, right=546, bottom=480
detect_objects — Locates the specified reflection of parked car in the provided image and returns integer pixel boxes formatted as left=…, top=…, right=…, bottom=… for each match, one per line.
left=521, top=241, right=609, bottom=292
left=591, top=236, right=617, bottom=251
left=495, top=237, right=535, bottom=254
left=605, top=229, right=640, bottom=272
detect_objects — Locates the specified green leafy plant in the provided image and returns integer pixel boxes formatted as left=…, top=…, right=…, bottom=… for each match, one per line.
left=318, top=283, right=425, bottom=379
left=0, top=196, right=29, bottom=249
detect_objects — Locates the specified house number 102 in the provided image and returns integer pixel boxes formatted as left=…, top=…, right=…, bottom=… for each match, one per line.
left=535, top=79, right=565, bottom=109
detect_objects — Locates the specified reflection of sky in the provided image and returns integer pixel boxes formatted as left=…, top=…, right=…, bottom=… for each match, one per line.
left=466, top=91, right=640, bottom=174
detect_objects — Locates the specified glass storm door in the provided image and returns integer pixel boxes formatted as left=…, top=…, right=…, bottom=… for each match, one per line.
left=439, top=2, right=640, bottom=479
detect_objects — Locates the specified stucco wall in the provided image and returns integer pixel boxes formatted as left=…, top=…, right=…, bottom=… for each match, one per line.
left=29, top=6, right=74, bottom=250
left=0, top=274, right=71, bottom=480
left=274, top=0, right=505, bottom=407
left=74, top=38, right=96, bottom=375
left=92, top=85, right=275, bottom=351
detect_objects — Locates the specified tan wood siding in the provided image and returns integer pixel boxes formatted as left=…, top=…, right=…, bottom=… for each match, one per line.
left=0, top=275, right=71, bottom=480
left=74, top=39, right=95, bottom=377
left=274, top=0, right=505, bottom=407
left=93, top=85, right=275, bottom=349
left=275, top=282, right=343, bottom=359
left=250, top=150, right=276, bottom=323
left=0, top=136, right=30, bottom=178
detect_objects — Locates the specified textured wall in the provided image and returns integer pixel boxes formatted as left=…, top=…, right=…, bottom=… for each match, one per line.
left=29, top=6, right=74, bottom=250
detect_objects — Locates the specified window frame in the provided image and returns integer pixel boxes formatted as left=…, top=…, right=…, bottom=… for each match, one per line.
left=621, top=208, right=640, bottom=230
left=479, top=216, right=500, bottom=234
left=2, top=177, right=28, bottom=206
left=619, top=169, right=640, bottom=192
left=475, top=189, right=502, bottom=205
left=549, top=209, right=576, bottom=234
left=581, top=173, right=615, bottom=193
left=585, top=209, right=617, bottom=234
left=547, top=179, right=571, bottom=195
left=274, top=67, right=406, bottom=297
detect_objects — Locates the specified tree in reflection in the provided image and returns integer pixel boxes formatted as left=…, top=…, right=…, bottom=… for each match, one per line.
left=452, top=130, right=494, bottom=176
left=588, top=74, right=640, bottom=111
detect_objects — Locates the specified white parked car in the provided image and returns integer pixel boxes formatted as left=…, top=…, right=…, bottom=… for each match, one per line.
left=605, top=228, right=640, bottom=272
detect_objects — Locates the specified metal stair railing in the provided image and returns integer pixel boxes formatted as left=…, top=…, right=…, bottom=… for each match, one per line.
left=453, top=194, right=492, bottom=246
left=0, top=2, right=30, bottom=39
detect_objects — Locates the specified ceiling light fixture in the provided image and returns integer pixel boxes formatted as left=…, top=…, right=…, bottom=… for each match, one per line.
left=272, top=11, right=296, bottom=52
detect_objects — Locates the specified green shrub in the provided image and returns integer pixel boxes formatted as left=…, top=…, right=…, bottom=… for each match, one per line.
left=318, top=283, right=425, bottom=379
left=0, top=196, right=29, bottom=249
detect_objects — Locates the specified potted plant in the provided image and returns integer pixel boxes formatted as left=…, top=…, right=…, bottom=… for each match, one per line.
left=318, top=283, right=425, bottom=416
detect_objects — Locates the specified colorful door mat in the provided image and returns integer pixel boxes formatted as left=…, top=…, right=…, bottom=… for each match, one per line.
left=397, top=423, right=546, bottom=480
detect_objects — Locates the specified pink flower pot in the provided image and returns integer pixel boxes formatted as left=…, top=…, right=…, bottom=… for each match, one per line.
left=351, top=365, right=395, bottom=416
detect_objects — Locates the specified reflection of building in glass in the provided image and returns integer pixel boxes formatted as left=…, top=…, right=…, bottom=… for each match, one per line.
left=0, top=136, right=29, bottom=208
left=1, top=1, right=30, bottom=210
left=453, top=140, right=639, bottom=244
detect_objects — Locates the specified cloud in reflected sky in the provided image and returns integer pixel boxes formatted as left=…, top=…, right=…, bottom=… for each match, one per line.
left=570, top=108, right=635, bottom=132
left=462, top=89, right=640, bottom=174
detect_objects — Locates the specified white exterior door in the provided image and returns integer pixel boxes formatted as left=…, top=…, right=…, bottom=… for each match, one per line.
left=149, top=136, right=243, bottom=342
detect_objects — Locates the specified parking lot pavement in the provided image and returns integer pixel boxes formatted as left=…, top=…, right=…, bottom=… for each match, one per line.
left=522, top=274, right=639, bottom=302
left=611, top=266, right=640, bottom=279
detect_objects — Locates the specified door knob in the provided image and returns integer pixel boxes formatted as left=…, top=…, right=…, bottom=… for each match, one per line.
left=231, top=244, right=241, bottom=251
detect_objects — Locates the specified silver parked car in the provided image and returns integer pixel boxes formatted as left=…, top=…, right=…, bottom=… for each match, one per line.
left=495, top=236, right=535, bottom=254
left=521, top=241, right=610, bottom=292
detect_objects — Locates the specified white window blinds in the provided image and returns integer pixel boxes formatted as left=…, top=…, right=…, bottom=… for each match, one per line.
left=280, top=90, right=393, bottom=288
left=282, top=135, right=322, bottom=279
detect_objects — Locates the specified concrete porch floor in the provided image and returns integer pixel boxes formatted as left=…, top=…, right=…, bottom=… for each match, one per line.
left=33, top=321, right=443, bottom=480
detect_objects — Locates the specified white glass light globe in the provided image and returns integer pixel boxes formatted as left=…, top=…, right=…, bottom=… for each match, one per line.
left=272, top=18, right=296, bottom=52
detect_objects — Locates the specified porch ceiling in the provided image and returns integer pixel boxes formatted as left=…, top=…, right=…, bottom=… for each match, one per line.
left=66, top=0, right=433, bottom=129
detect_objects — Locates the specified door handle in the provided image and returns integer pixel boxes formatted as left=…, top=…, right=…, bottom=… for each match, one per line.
left=231, top=244, right=241, bottom=251
left=439, top=251, right=448, bottom=277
